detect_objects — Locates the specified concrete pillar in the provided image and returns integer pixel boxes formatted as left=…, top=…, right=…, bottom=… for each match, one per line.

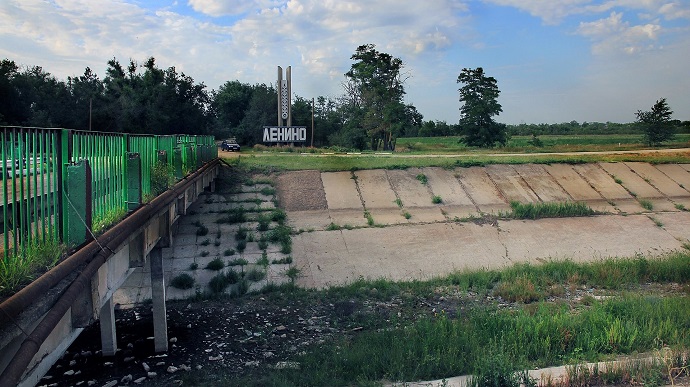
left=210, top=179, right=216, bottom=193
left=149, top=247, right=168, bottom=352
left=99, top=296, right=117, bottom=356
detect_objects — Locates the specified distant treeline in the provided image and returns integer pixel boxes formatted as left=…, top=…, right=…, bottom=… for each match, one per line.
left=2, top=57, right=688, bottom=147
left=403, top=119, right=690, bottom=138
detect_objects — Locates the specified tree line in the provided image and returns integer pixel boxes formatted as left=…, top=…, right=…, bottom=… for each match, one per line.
left=2, top=46, right=687, bottom=149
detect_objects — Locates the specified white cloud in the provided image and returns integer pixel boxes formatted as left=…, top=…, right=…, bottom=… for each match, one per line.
left=576, top=11, right=661, bottom=54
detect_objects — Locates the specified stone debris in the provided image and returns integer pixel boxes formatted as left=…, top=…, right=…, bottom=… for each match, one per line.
left=133, top=376, right=147, bottom=384
left=167, top=365, right=178, bottom=373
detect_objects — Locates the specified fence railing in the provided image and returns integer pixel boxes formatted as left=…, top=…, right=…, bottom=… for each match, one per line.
left=1, top=126, right=218, bottom=260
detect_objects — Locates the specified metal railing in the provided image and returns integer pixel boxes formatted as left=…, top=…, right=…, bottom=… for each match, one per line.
left=0, top=126, right=218, bottom=260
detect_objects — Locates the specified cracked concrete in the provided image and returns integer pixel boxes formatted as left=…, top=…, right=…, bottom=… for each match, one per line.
left=277, top=163, right=690, bottom=289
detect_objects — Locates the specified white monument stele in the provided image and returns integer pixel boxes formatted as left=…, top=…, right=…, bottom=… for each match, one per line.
left=263, top=66, right=307, bottom=144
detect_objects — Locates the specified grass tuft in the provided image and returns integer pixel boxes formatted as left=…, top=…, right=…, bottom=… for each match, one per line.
left=508, top=201, right=595, bottom=219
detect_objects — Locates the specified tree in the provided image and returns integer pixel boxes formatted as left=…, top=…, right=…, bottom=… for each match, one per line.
left=636, top=98, right=674, bottom=146
left=457, top=67, right=507, bottom=147
left=344, top=44, right=408, bottom=151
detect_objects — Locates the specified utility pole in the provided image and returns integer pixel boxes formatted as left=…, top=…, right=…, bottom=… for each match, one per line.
left=311, top=97, right=315, bottom=148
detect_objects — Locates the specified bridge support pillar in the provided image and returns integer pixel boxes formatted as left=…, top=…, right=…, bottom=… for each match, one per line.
left=99, top=296, right=117, bottom=356
left=150, top=247, right=168, bottom=353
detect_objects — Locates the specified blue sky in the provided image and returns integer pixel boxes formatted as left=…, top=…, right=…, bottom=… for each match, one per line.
left=1, top=0, right=689, bottom=125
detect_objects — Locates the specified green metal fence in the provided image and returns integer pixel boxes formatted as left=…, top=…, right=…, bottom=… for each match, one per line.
left=1, top=126, right=217, bottom=260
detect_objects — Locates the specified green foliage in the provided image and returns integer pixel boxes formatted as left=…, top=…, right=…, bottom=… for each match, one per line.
left=403, top=211, right=412, bottom=220
left=267, top=225, right=292, bottom=254
left=343, top=44, right=415, bottom=151
left=257, top=214, right=271, bottom=231
left=637, top=98, right=674, bottom=146
left=416, top=173, right=428, bottom=185
left=236, top=239, right=247, bottom=252
left=432, top=195, right=443, bottom=204
left=226, top=269, right=240, bottom=284
left=246, top=268, right=266, bottom=282
left=217, top=207, right=247, bottom=224
left=469, top=348, right=535, bottom=387
left=92, top=207, right=128, bottom=235
left=639, top=199, right=654, bottom=211
left=208, top=273, right=229, bottom=293
left=150, top=161, right=175, bottom=196
left=195, top=224, right=209, bottom=236
left=272, top=256, right=293, bottom=264
left=170, top=273, right=195, bottom=290
left=0, top=238, right=65, bottom=296
left=285, top=266, right=301, bottom=283
left=257, top=252, right=269, bottom=268
left=223, top=249, right=235, bottom=256
left=228, top=258, right=248, bottom=266
left=205, top=257, right=224, bottom=271
left=457, top=67, right=507, bottom=147
left=364, top=211, right=374, bottom=226
left=270, top=208, right=287, bottom=225
left=507, top=201, right=595, bottom=219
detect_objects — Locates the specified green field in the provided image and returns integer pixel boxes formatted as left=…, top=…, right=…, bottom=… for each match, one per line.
left=397, top=134, right=690, bottom=154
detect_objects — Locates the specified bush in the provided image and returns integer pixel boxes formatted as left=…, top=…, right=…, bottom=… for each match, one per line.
left=170, top=273, right=195, bottom=290
left=208, top=273, right=229, bottom=293
left=205, top=257, right=224, bottom=271
left=236, top=239, right=247, bottom=252
left=223, top=249, right=235, bottom=256
left=150, top=161, right=175, bottom=196
left=246, top=268, right=266, bottom=282
left=228, top=257, right=248, bottom=266
left=226, top=269, right=240, bottom=284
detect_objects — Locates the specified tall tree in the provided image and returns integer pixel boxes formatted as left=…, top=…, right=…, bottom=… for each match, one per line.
left=457, top=67, right=507, bottom=147
left=344, top=44, right=407, bottom=151
left=636, top=98, right=674, bottom=146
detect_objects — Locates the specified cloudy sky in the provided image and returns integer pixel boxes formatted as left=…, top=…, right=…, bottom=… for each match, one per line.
left=1, top=0, right=689, bottom=125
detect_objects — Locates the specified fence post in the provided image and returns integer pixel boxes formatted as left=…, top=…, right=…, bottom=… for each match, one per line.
left=63, top=159, right=92, bottom=249
left=126, top=152, right=141, bottom=211
left=173, top=148, right=182, bottom=179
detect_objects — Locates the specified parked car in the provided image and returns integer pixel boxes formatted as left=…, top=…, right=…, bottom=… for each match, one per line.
left=220, top=139, right=240, bottom=152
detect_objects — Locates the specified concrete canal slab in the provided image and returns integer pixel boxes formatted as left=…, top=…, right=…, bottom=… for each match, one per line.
left=388, top=168, right=434, bottom=208
left=328, top=209, right=368, bottom=228
left=513, top=164, right=572, bottom=202
left=655, top=164, right=690, bottom=190
left=424, top=167, right=476, bottom=207
left=286, top=209, right=331, bottom=231
left=542, top=164, right=616, bottom=213
left=571, top=163, right=642, bottom=213
left=454, top=167, right=509, bottom=214
left=599, top=162, right=662, bottom=198
left=403, top=207, right=447, bottom=223
left=276, top=170, right=327, bottom=211
left=321, top=171, right=362, bottom=210
left=354, top=169, right=398, bottom=209
left=485, top=164, right=540, bottom=204
left=653, top=211, right=690, bottom=244
left=499, top=215, right=682, bottom=264
left=293, top=222, right=508, bottom=289
left=627, top=162, right=689, bottom=197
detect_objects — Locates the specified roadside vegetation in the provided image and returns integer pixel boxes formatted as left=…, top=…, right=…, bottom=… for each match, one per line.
left=180, top=251, right=690, bottom=386
left=225, top=145, right=689, bottom=173
left=0, top=238, right=65, bottom=296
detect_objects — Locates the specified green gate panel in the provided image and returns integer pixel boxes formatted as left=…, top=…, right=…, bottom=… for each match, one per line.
left=126, top=152, right=142, bottom=211
left=64, top=160, right=92, bottom=249
left=173, top=148, right=183, bottom=179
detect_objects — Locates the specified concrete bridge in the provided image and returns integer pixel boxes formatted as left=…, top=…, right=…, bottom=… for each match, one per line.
left=0, top=160, right=220, bottom=387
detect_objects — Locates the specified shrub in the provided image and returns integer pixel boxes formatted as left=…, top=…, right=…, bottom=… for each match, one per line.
left=432, top=195, right=443, bottom=204
left=639, top=199, right=653, bottom=211
left=196, top=225, right=209, bottom=236
left=270, top=208, right=287, bottom=225
left=257, top=214, right=271, bottom=231
left=170, top=273, right=195, bottom=290
left=246, top=268, right=266, bottom=282
left=272, top=256, right=293, bottom=265
left=223, top=249, right=236, bottom=256
left=235, top=226, right=248, bottom=241
left=150, top=161, right=175, bottom=196
left=234, top=279, right=249, bottom=296
left=200, top=239, right=210, bottom=246
left=199, top=250, right=209, bottom=257
left=226, top=269, right=240, bottom=284
left=188, top=262, right=199, bottom=270
left=228, top=258, right=248, bottom=266
left=208, top=273, right=229, bottom=293
left=416, top=173, right=428, bottom=185
left=205, top=257, right=224, bottom=271
left=217, top=207, right=247, bottom=224
left=236, top=239, right=247, bottom=252
left=257, top=252, right=270, bottom=267
left=285, top=266, right=301, bottom=283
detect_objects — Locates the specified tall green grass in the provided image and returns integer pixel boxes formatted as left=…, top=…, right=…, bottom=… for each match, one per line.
left=224, top=295, right=690, bottom=385
left=507, top=201, right=596, bottom=219
left=0, top=238, right=65, bottom=296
